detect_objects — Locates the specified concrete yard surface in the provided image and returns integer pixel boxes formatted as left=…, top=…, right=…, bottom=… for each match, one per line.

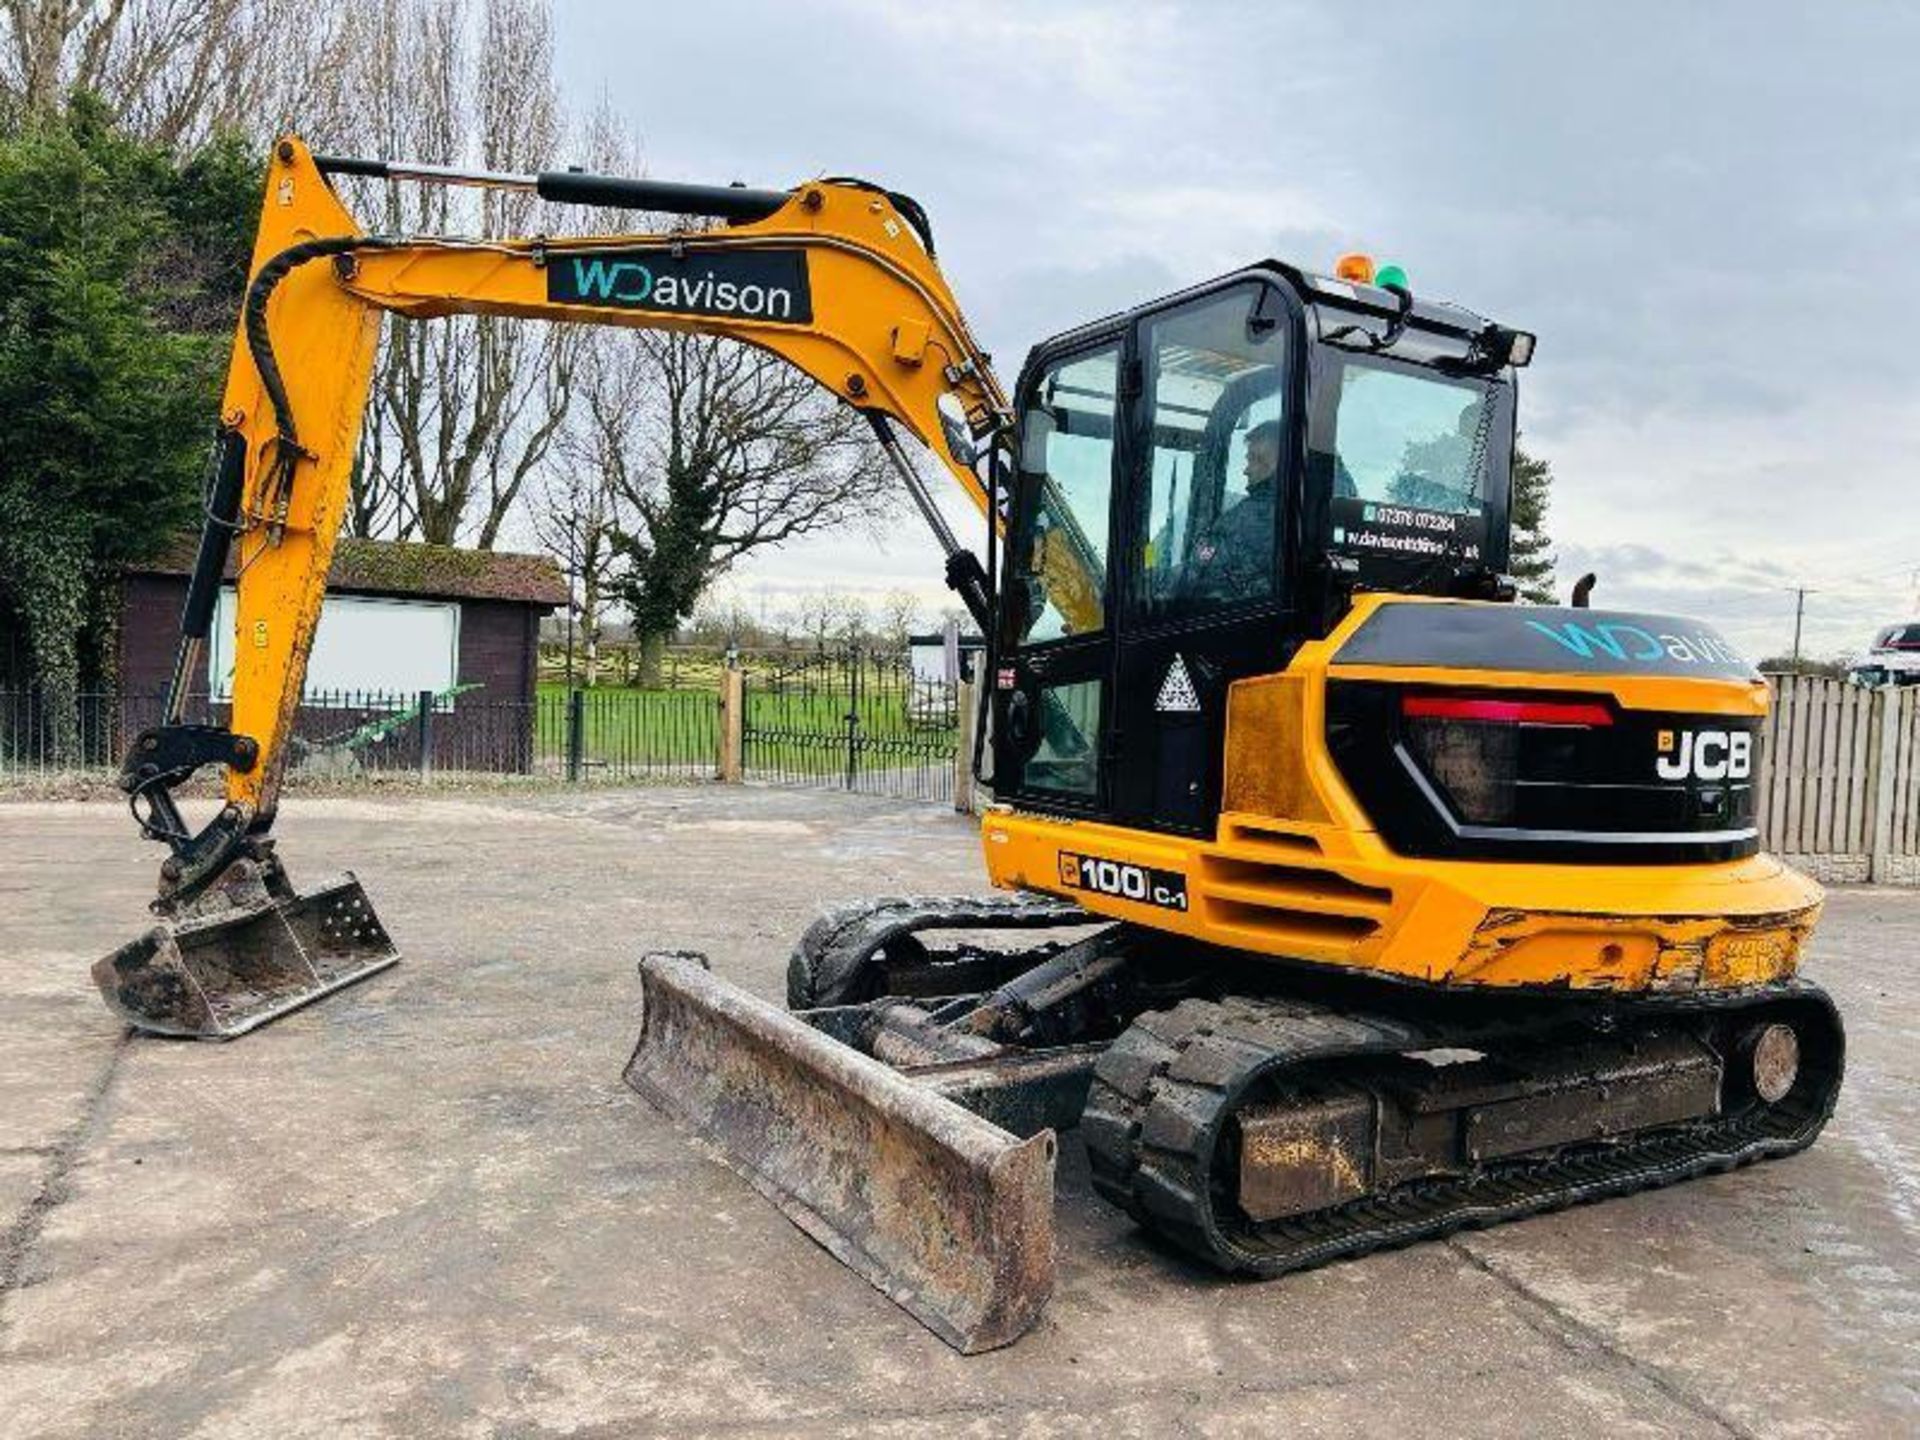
left=1, top=789, right=1916, bottom=1437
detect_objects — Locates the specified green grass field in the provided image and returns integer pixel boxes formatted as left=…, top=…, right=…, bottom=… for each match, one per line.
left=532, top=681, right=958, bottom=775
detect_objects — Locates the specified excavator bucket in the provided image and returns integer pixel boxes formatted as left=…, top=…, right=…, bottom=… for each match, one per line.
left=91, top=873, right=399, bottom=1040
left=625, top=952, right=1056, bottom=1354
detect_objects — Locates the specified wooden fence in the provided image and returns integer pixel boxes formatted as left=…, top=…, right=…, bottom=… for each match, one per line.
left=1759, top=674, right=1920, bottom=884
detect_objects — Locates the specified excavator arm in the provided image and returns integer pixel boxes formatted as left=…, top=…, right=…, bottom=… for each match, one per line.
left=98, top=135, right=1030, bottom=1038
left=212, top=136, right=1012, bottom=829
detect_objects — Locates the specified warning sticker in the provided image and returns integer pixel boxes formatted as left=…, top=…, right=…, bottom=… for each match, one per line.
left=1155, top=654, right=1201, bottom=713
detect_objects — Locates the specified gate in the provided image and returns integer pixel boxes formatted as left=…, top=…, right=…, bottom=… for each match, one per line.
left=741, top=648, right=960, bottom=803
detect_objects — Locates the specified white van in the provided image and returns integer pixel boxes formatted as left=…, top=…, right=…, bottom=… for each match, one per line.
left=1850, top=622, right=1920, bottom=687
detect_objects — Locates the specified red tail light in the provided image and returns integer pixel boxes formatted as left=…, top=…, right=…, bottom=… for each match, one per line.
left=1401, top=695, right=1612, bottom=727
left=1399, top=692, right=1613, bottom=825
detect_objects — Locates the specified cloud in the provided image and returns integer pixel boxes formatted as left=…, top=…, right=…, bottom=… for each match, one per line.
left=549, top=0, right=1920, bottom=657
left=840, top=1, right=1188, bottom=109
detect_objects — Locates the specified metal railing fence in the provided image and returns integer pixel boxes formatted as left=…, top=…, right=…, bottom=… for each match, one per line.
left=740, top=648, right=961, bottom=803
left=23, top=671, right=1901, bottom=873
left=0, top=686, right=720, bottom=785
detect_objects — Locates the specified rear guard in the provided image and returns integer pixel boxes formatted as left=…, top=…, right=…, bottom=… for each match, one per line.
left=626, top=952, right=1056, bottom=1354
left=92, top=873, right=399, bottom=1039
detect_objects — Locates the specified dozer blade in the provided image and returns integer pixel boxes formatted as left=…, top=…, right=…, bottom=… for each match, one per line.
left=626, top=952, right=1055, bottom=1354
left=91, top=873, right=399, bottom=1039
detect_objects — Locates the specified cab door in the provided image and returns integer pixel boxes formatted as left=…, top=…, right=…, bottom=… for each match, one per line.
left=1107, top=280, right=1301, bottom=835
left=991, top=338, right=1123, bottom=812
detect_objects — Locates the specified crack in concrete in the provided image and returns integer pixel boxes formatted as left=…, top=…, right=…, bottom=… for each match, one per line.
left=1446, top=1238, right=1756, bottom=1439
left=509, top=1367, right=1373, bottom=1439
left=0, top=1031, right=131, bottom=1317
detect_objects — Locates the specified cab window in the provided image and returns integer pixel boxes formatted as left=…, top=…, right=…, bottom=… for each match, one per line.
left=1023, top=678, right=1102, bottom=796
left=1010, top=346, right=1118, bottom=645
left=1331, top=363, right=1490, bottom=516
left=1133, top=286, right=1288, bottom=618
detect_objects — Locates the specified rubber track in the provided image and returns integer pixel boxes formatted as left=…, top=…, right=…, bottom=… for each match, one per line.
left=1082, top=983, right=1844, bottom=1275
left=786, top=893, right=1096, bottom=1008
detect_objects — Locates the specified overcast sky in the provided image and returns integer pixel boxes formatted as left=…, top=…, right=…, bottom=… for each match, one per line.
left=550, top=0, right=1918, bottom=659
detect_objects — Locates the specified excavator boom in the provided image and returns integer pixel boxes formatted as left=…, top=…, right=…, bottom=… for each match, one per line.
left=164, top=138, right=1010, bottom=830
left=102, top=134, right=1024, bottom=1028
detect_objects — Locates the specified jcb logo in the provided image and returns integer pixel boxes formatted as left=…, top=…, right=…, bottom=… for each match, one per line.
left=1656, top=729, right=1752, bottom=781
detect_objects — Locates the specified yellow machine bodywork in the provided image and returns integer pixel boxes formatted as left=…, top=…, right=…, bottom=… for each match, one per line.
left=217, top=154, right=383, bottom=818
left=981, top=593, right=1820, bottom=995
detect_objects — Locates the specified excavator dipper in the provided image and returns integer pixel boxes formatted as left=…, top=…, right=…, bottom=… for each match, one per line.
left=98, top=138, right=1843, bottom=1351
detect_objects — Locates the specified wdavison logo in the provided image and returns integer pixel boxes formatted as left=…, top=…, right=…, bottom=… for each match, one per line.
left=1525, top=618, right=1746, bottom=670
left=1334, top=603, right=1757, bottom=682
left=1656, top=728, right=1753, bottom=781
left=548, top=247, right=812, bottom=324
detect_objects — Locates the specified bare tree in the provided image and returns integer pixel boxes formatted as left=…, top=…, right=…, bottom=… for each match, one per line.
left=792, top=589, right=856, bottom=655
left=529, top=463, right=620, bottom=686
left=293, top=0, right=578, bottom=549
left=685, top=590, right=756, bottom=650
left=532, top=338, right=631, bottom=687
left=1, top=0, right=336, bottom=146
left=582, top=327, right=896, bottom=685
left=0, top=0, right=99, bottom=118
left=878, top=589, right=921, bottom=648
left=839, top=594, right=873, bottom=647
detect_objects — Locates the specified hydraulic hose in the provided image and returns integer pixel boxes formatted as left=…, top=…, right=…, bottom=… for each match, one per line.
left=242, top=235, right=399, bottom=460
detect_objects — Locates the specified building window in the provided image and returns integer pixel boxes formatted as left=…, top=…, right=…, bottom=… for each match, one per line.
left=208, top=589, right=461, bottom=704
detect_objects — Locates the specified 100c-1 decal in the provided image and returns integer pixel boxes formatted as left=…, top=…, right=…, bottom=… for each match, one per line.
left=1058, top=852, right=1188, bottom=911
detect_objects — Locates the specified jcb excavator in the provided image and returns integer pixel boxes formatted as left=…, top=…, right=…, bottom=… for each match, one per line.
left=98, top=138, right=1843, bottom=1352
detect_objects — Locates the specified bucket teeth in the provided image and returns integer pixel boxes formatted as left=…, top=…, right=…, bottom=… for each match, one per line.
left=92, top=873, right=399, bottom=1039
left=626, top=952, right=1056, bottom=1353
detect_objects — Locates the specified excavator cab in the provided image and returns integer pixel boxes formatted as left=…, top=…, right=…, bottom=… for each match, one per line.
left=992, top=265, right=1526, bottom=836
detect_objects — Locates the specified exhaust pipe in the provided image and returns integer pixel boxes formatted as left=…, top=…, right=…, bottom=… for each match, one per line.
left=625, top=952, right=1056, bottom=1353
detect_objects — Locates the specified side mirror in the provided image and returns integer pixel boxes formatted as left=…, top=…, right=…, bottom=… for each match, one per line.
left=937, top=392, right=978, bottom=467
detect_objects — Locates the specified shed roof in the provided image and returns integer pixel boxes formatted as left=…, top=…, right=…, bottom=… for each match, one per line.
left=131, top=535, right=569, bottom=608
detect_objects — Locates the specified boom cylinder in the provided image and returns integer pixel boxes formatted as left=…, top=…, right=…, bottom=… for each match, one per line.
left=865, top=413, right=995, bottom=633
left=313, top=153, right=790, bottom=221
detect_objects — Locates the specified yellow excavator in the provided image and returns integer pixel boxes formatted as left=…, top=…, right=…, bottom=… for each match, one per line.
left=97, top=138, right=1843, bottom=1352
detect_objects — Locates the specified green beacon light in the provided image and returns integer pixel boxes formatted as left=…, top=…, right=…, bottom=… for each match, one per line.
left=1374, top=262, right=1410, bottom=294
